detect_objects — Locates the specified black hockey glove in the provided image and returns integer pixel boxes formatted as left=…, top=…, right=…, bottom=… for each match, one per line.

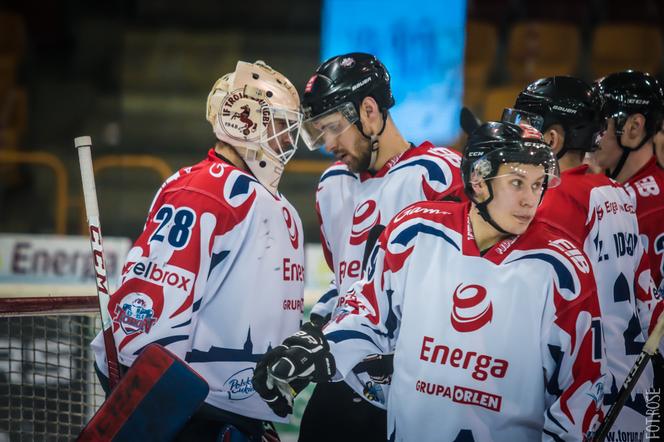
left=252, top=323, right=336, bottom=417
left=253, top=345, right=307, bottom=417
left=270, top=322, right=336, bottom=383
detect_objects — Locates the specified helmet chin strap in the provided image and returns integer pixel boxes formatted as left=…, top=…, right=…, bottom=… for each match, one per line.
left=357, top=110, right=389, bottom=172
left=474, top=183, right=512, bottom=236
left=607, top=131, right=650, bottom=179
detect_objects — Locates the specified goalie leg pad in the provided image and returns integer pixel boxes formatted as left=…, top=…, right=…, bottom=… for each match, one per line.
left=78, top=344, right=209, bottom=442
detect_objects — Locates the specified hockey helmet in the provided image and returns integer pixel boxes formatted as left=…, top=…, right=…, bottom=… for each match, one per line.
left=300, top=52, right=395, bottom=151
left=206, top=60, right=302, bottom=195
left=509, top=76, right=601, bottom=155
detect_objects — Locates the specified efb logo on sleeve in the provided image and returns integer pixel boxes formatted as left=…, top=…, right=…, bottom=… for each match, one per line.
left=113, top=293, right=158, bottom=335
left=350, top=200, right=381, bottom=245
left=450, top=283, right=493, bottom=332
left=282, top=207, right=299, bottom=249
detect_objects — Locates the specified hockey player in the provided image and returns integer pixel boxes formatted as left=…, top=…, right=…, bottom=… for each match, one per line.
left=592, top=70, right=664, bottom=289
left=295, top=52, right=465, bottom=441
left=254, top=122, right=606, bottom=441
left=91, top=60, right=306, bottom=440
left=592, top=69, right=664, bottom=440
left=505, top=75, right=661, bottom=439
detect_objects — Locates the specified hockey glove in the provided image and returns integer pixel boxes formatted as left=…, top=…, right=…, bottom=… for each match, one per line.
left=252, top=323, right=336, bottom=417
left=253, top=345, right=306, bottom=418
left=269, top=322, right=336, bottom=383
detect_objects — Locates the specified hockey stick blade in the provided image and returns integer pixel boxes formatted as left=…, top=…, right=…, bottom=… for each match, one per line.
left=592, top=311, right=664, bottom=441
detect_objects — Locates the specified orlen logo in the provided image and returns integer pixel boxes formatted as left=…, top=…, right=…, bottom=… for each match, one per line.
left=450, top=283, right=493, bottom=332
left=282, top=207, right=299, bottom=249
left=350, top=200, right=381, bottom=245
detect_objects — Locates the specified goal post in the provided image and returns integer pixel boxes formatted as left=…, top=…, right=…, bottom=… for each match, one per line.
left=0, top=289, right=104, bottom=441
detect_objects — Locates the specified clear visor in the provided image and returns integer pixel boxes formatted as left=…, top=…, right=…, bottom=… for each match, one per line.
left=470, top=144, right=561, bottom=189
left=259, top=105, right=303, bottom=166
left=501, top=108, right=545, bottom=131
left=300, top=102, right=359, bottom=151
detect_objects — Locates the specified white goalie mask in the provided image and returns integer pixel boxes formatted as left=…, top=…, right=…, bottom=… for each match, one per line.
left=206, top=60, right=303, bottom=195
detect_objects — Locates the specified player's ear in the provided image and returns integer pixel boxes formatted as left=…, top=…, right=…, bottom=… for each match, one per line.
left=359, top=96, right=380, bottom=124
left=471, top=179, right=489, bottom=202
left=543, top=125, right=564, bottom=155
left=624, top=113, right=646, bottom=142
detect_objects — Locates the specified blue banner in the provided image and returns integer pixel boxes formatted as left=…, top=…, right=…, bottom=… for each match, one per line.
left=322, top=0, right=466, bottom=144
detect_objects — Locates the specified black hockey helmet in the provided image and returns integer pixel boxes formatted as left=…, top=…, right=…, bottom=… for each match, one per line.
left=462, top=121, right=560, bottom=233
left=300, top=53, right=395, bottom=152
left=302, top=52, right=394, bottom=119
left=508, top=76, right=601, bottom=156
left=595, top=70, right=664, bottom=139
left=593, top=70, right=664, bottom=177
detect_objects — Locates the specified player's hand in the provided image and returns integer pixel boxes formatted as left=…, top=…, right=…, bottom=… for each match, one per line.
left=252, top=323, right=336, bottom=417
left=254, top=345, right=296, bottom=417
left=269, top=322, right=336, bottom=383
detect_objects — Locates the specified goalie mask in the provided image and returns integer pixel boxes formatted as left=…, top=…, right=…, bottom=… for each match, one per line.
left=206, top=60, right=303, bottom=195
left=462, top=121, right=560, bottom=234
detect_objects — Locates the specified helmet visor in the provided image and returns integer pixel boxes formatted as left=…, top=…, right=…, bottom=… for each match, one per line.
left=501, top=108, right=545, bottom=131
left=300, top=102, right=359, bottom=151
left=470, top=143, right=561, bottom=189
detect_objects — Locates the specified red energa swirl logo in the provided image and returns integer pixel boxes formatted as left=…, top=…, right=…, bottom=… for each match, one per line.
left=282, top=207, right=299, bottom=249
left=450, top=283, right=493, bottom=332
left=350, top=200, right=381, bottom=245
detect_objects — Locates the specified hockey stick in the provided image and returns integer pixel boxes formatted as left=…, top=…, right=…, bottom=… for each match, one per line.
left=592, top=311, right=664, bottom=441
left=460, top=106, right=483, bottom=135
left=75, top=136, right=122, bottom=390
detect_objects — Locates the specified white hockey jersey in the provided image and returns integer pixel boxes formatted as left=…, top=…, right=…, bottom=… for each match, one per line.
left=537, top=164, right=661, bottom=438
left=324, top=201, right=606, bottom=441
left=312, top=142, right=465, bottom=321
left=92, top=149, right=305, bottom=422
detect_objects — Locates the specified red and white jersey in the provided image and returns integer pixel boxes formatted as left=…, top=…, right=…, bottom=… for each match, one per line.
left=325, top=201, right=606, bottom=442
left=537, top=164, right=661, bottom=437
left=623, top=157, right=664, bottom=290
left=312, top=142, right=465, bottom=320
left=92, top=149, right=304, bottom=422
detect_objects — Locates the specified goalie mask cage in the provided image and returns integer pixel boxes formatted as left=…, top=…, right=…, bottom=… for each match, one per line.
left=0, top=293, right=105, bottom=441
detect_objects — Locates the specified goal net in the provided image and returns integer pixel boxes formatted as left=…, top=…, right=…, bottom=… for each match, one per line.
left=0, top=292, right=104, bottom=441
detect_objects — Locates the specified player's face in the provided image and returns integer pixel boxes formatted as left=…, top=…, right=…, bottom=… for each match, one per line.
left=654, top=121, right=664, bottom=167
left=486, top=163, right=546, bottom=235
left=590, top=118, right=624, bottom=171
left=321, top=116, right=371, bottom=172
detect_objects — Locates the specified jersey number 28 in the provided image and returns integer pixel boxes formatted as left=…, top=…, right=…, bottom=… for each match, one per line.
left=149, top=205, right=196, bottom=249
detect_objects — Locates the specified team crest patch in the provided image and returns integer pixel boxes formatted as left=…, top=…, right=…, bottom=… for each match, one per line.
left=340, top=57, right=355, bottom=68
left=113, top=293, right=157, bottom=335
left=219, top=88, right=269, bottom=142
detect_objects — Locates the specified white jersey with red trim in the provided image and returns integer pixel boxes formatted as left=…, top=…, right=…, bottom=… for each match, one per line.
left=537, top=164, right=661, bottom=438
left=92, top=149, right=304, bottom=422
left=324, top=201, right=606, bottom=442
left=312, top=142, right=465, bottom=321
